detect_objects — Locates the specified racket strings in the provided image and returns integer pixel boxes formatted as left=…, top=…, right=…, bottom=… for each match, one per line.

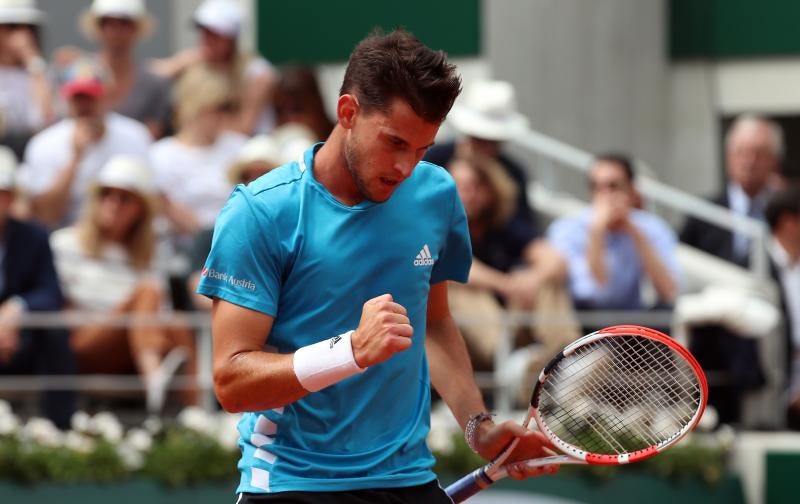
left=538, top=335, right=702, bottom=456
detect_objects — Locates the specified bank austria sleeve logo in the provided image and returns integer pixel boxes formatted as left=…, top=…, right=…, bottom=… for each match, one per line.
left=201, top=267, right=257, bottom=292
left=413, top=244, right=435, bottom=266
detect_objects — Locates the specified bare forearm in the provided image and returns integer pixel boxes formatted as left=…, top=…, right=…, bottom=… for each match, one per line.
left=214, top=350, right=308, bottom=412
left=586, top=227, right=608, bottom=285
left=630, top=228, right=677, bottom=301
left=29, top=72, right=54, bottom=125
left=524, top=240, right=567, bottom=283
left=426, top=316, right=486, bottom=429
left=31, top=156, right=79, bottom=227
left=468, top=258, right=508, bottom=292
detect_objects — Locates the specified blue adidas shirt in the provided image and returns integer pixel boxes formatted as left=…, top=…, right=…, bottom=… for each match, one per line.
left=197, top=144, right=472, bottom=493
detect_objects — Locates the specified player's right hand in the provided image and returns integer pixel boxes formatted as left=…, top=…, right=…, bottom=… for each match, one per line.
left=351, top=293, right=413, bottom=368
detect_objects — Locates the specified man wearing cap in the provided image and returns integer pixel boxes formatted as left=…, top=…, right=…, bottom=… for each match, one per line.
left=0, top=0, right=54, bottom=158
left=18, top=58, right=152, bottom=229
left=0, top=146, right=75, bottom=429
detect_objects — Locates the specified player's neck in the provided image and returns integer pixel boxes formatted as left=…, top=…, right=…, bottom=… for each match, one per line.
left=313, top=127, right=362, bottom=206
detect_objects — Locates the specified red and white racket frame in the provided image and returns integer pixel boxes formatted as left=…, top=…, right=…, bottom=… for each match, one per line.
left=530, top=324, right=709, bottom=465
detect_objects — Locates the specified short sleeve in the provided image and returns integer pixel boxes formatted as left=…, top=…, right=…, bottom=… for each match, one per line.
left=196, top=186, right=283, bottom=316
left=430, top=186, right=472, bottom=284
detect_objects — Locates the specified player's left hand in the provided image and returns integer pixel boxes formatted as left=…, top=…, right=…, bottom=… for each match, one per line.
left=474, top=420, right=559, bottom=480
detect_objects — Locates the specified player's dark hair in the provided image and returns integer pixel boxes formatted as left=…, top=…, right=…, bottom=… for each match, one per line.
left=340, top=28, right=462, bottom=124
left=593, top=152, right=636, bottom=182
left=765, top=183, right=800, bottom=231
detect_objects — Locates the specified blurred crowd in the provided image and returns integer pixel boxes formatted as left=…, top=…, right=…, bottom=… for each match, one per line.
left=0, top=0, right=799, bottom=435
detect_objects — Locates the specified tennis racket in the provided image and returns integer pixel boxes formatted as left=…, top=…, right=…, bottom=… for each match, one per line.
left=445, top=324, right=708, bottom=503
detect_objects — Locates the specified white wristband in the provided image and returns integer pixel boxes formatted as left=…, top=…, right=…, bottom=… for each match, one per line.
left=293, top=330, right=365, bottom=392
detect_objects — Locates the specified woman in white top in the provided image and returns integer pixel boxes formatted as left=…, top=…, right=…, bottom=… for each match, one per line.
left=150, top=67, right=246, bottom=242
left=150, top=0, right=276, bottom=135
left=50, top=155, right=195, bottom=411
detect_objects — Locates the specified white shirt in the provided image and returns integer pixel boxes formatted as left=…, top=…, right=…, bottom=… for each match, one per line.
left=18, top=113, right=152, bottom=227
left=50, top=226, right=163, bottom=311
left=769, top=239, right=800, bottom=349
left=0, top=66, right=45, bottom=132
left=150, top=131, right=247, bottom=229
left=727, top=182, right=771, bottom=259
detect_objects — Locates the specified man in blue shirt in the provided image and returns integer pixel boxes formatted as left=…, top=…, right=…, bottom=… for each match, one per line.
left=548, top=153, right=680, bottom=311
left=198, top=30, right=555, bottom=503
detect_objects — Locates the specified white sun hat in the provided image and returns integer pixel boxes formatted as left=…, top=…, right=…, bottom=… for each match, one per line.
left=193, top=0, right=242, bottom=39
left=80, top=0, right=156, bottom=40
left=227, top=135, right=284, bottom=184
left=0, top=0, right=44, bottom=25
left=0, top=146, right=18, bottom=191
left=448, top=80, right=530, bottom=142
left=96, top=155, right=155, bottom=197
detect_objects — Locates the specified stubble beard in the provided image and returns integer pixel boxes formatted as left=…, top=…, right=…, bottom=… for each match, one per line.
left=344, top=137, right=382, bottom=203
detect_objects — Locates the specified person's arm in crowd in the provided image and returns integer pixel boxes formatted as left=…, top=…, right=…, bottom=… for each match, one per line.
left=9, top=29, right=54, bottom=126
left=30, top=120, right=101, bottom=227
left=467, top=257, right=509, bottom=292
left=503, top=239, right=569, bottom=307
left=587, top=220, right=609, bottom=286
left=149, top=48, right=202, bottom=80
left=229, top=69, right=276, bottom=135
left=624, top=219, right=678, bottom=303
left=425, top=281, right=557, bottom=477
left=159, top=194, right=203, bottom=237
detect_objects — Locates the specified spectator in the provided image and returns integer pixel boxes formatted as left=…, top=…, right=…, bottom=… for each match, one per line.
left=448, top=153, right=578, bottom=370
left=0, top=0, right=54, bottom=158
left=150, top=66, right=246, bottom=242
left=18, top=58, right=151, bottom=229
left=76, top=0, right=170, bottom=138
left=425, top=79, right=536, bottom=230
left=150, top=0, right=276, bottom=135
left=681, top=115, right=783, bottom=266
left=764, top=185, right=800, bottom=429
left=0, top=146, right=75, bottom=428
left=273, top=65, right=334, bottom=141
left=186, top=134, right=297, bottom=311
left=50, top=155, right=194, bottom=412
left=548, top=153, right=680, bottom=311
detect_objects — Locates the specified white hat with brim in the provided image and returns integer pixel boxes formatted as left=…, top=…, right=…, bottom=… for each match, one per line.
left=95, top=155, right=155, bottom=198
left=193, top=0, right=242, bottom=39
left=227, top=136, right=284, bottom=184
left=0, top=0, right=44, bottom=25
left=0, top=146, right=18, bottom=191
left=448, top=80, right=529, bottom=142
left=79, top=0, right=155, bottom=41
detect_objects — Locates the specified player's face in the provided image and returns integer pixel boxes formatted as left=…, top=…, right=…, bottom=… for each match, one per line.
left=343, top=98, right=439, bottom=203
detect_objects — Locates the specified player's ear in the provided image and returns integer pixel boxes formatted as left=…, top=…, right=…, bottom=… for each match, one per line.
left=337, top=94, right=359, bottom=130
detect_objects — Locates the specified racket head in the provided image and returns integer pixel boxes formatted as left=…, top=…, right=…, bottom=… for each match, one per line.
left=530, top=325, right=708, bottom=465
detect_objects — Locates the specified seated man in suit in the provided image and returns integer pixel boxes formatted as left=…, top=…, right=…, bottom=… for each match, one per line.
left=681, top=115, right=783, bottom=266
left=764, top=185, right=800, bottom=429
left=0, top=146, right=75, bottom=428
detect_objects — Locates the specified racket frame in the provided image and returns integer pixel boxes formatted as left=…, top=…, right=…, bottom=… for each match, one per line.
left=530, top=324, right=708, bottom=465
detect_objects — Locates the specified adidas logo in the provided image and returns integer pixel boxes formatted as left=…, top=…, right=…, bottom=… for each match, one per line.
left=414, top=244, right=435, bottom=266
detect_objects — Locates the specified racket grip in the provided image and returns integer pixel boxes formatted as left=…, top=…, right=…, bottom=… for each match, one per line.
left=445, top=468, right=495, bottom=503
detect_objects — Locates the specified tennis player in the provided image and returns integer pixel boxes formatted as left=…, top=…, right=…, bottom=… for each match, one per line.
left=198, top=29, right=556, bottom=503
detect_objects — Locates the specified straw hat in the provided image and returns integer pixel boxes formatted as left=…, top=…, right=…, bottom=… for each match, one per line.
left=227, top=136, right=284, bottom=184
left=448, top=80, right=529, bottom=142
left=0, top=146, right=17, bottom=191
left=79, top=0, right=155, bottom=41
left=0, top=0, right=43, bottom=25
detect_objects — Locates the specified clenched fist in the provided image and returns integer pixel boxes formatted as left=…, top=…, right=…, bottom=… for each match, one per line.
left=351, top=294, right=413, bottom=368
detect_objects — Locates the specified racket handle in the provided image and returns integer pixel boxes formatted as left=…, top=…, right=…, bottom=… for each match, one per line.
left=445, top=467, right=495, bottom=503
